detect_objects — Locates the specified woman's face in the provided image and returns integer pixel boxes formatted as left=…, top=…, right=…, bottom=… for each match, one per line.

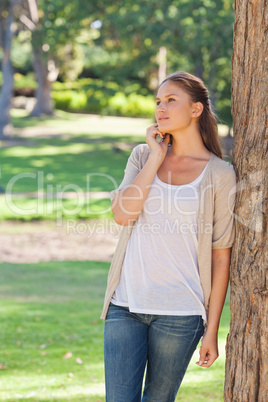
left=155, top=80, right=196, bottom=134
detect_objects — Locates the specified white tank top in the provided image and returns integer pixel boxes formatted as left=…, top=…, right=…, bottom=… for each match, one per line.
left=112, top=166, right=207, bottom=322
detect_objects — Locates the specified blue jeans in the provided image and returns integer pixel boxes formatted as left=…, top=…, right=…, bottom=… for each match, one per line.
left=104, top=303, right=204, bottom=402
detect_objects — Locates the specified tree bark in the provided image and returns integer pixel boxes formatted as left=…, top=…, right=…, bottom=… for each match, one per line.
left=0, top=0, right=18, bottom=139
left=224, top=1, right=268, bottom=401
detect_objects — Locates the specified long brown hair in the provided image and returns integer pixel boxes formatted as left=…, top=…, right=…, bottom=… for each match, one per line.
left=160, top=71, right=222, bottom=159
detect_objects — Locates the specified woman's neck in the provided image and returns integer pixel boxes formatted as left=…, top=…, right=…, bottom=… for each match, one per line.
left=169, top=131, right=210, bottom=159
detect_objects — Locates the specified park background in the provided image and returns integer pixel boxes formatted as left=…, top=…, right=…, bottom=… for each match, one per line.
left=0, top=1, right=235, bottom=400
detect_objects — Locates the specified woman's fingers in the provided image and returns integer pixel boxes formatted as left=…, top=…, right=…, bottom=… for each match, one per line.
left=196, top=331, right=219, bottom=368
left=146, top=124, right=164, bottom=139
left=162, top=133, right=170, bottom=143
left=145, top=125, right=170, bottom=159
left=196, top=345, right=218, bottom=368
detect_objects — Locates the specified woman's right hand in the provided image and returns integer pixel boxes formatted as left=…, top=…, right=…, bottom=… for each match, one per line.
left=112, top=124, right=170, bottom=226
left=146, top=124, right=170, bottom=161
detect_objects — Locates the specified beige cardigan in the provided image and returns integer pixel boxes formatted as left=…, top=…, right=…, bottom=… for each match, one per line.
left=101, top=144, right=236, bottom=320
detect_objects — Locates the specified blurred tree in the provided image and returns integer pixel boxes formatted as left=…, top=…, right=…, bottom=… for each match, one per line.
left=0, top=0, right=18, bottom=139
left=97, top=0, right=234, bottom=125
left=0, top=0, right=56, bottom=117
left=0, top=0, right=235, bottom=125
left=19, top=0, right=105, bottom=116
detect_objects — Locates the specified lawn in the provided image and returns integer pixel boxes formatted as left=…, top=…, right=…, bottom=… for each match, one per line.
left=0, top=110, right=149, bottom=222
left=0, top=261, right=230, bottom=401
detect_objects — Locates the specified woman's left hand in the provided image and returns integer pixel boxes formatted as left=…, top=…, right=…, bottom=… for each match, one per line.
left=196, top=331, right=219, bottom=368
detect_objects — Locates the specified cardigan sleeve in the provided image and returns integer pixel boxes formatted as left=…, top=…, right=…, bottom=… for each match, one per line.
left=212, top=164, right=237, bottom=249
left=110, top=144, right=142, bottom=202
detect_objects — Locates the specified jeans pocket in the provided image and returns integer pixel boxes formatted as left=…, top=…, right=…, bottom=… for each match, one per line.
left=105, top=303, right=129, bottom=321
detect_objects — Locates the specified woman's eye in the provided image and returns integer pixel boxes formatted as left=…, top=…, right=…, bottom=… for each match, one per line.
left=168, top=98, right=175, bottom=102
left=156, top=101, right=160, bottom=106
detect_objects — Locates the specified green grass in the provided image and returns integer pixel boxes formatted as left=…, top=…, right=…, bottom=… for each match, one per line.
left=0, top=197, right=114, bottom=222
left=0, top=261, right=107, bottom=401
left=0, top=261, right=230, bottom=401
left=0, top=137, right=129, bottom=191
left=10, top=109, right=151, bottom=136
left=0, top=110, right=150, bottom=222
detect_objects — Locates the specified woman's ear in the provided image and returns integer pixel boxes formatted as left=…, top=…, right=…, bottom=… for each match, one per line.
left=193, top=102, right=203, bottom=117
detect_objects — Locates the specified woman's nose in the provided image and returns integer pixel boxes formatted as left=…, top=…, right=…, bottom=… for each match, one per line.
left=157, top=103, right=166, bottom=112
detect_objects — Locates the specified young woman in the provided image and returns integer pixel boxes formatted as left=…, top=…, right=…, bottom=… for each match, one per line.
left=101, top=71, right=236, bottom=401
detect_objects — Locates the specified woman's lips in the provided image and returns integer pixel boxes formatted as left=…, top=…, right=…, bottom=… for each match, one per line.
left=158, top=117, right=169, bottom=121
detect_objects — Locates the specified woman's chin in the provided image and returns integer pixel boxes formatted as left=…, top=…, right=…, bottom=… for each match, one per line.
left=158, top=122, right=172, bottom=131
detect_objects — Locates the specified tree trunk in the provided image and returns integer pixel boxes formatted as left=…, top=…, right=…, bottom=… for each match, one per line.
left=224, top=1, right=268, bottom=401
left=194, top=63, right=203, bottom=80
left=158, top=46, right=167, bottom=86
left=0, top=0, right=18, bottom=139
left=30, top=48, right=55, bottom=117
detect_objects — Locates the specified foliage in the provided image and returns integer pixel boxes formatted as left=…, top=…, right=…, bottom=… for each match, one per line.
left=51, top=89, right=87, bottom=111
left=0, top=1, right=103, bottom=80
left=13, top=72, right=37, bottom=88
left=10, top=32, right=33, bottom=74
left=24, top=0, right=110, bottom=83
left=50, top=78, right=154, bottom=116
left=50, top=89, right=155, bottom=117
left=108, top=92, right=155, bottom=117
left=96, top=0, right=234, bottom=124
left=0, top=1, right=235, bottom=124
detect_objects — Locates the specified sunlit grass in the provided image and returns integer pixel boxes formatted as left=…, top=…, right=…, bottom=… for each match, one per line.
left=1, top=113, right=146, bottom=221
left=10, top=109, right=152, bottom=136
left=0, top=196, right=113, bottom=221
left=0, top=261, right=230, bottom=401
left=0, top=137, right=133, bottom=193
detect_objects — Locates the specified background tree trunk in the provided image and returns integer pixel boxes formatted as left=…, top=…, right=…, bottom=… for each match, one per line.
left=30, top=48, right=55, bottom=117
left=158, top=46, right=167, bottom=86
left=0, top=0, right=18, bottom=139
left=224, top=1, right=267, bottom=401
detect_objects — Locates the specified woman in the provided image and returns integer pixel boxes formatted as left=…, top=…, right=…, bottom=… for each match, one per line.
left=101, top=71, right=236, bottom=401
